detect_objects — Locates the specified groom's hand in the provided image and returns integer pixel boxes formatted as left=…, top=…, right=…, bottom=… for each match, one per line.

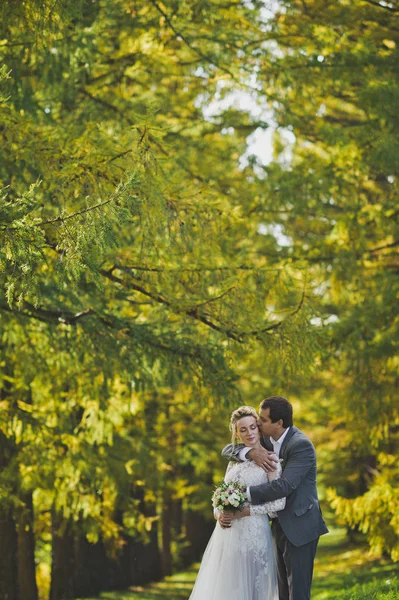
left=247, top=448, right=278, bottom=473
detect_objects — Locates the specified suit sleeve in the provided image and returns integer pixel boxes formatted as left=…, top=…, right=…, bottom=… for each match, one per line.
left=221, top=443, right=246, bottom=463
left=249, top=438, right=315, bottom=505
left=221, top=438, right=271, bottom=462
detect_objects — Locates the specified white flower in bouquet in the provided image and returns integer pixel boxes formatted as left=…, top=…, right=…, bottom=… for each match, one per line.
left=212, top=480, right=246, bottom=512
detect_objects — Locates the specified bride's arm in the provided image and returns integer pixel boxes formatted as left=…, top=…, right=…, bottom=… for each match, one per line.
left=215, top=462, right=236, bottom=528
left=250, top=496, right=286, bottom=515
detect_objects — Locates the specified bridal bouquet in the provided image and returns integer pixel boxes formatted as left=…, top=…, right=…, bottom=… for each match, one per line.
left=212, top=480, right=247, bottom=512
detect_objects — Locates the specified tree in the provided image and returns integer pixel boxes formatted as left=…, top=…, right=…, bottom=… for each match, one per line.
left=244, top=0, right=399, bottom=560
left=0, top=1, right=317, bottom=598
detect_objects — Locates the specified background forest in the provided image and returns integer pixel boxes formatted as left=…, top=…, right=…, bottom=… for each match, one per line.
left=0, top=1, right=398, bottom=599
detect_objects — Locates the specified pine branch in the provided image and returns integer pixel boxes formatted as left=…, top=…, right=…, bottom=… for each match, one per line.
left=99, top=268, right=245, bottom=342
left=244, top=290, right=306, bottom=338
left=98, top=266, right=307, bottom=343
left=0, top=302, right=94, bottom=325
left=79, top=88, right=134, bottom=126
left=369, top=240, right=399, bottom=253
left=24, top=302, right=95, bottom=324
left=79, top=87, right=175, bottom=165
left=361, top=0, right=399, bottom=12
left=113, top=264, right=280, bottom=273
left=34, top=197, right=118, bottom=227
left=148, top=0, right=237, bottom=79
left=3, top=181, right=133, bottom=230
left=0, top=301, right=233, bottom=371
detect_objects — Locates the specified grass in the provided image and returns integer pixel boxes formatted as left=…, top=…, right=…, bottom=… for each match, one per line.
left=311, top=529, right=398, bottom=600
left=79, top=529, right=398, bottom=600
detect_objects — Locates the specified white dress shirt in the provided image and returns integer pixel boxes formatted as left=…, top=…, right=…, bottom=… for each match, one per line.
left=270, top=426, right=290, bottom=459
left=245, top=427, right=290, bottom=502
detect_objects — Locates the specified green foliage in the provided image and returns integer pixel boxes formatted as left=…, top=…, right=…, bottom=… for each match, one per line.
left=0, top=3, right=319, bottom=595
left=1, top=0, right=398, bottom=597
left=327, top=465, right=399, bottom=561
left=327, top=580, right=399, bottom=600
left=247, top=0, right=399, bottom=560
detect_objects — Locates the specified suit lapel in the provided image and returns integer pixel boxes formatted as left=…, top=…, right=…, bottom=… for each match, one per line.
left=280, top=426, right=297, bottom=461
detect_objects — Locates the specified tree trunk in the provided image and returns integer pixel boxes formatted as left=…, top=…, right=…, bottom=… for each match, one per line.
left=0, top=505, right=18, bottom=600
left=17, top=493, right=38, bottom=600
left=161, top=491, right=173, bottom=576
left=129, top=500, right=162, bottom=585
left=172, top=499, right=183, bottom=536
left=49, top=514, right=75, bottom=600
left=0, top=430, right=18, bottom=600
left=73, top=536, right=108, bottom=598
left=115, top=490, right=162, bottom=587
left=182, top=510, right=214, bottom=567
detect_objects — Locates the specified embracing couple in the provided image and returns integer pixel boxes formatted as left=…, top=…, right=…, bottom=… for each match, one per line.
left=189, top=396, right=328, bottom=600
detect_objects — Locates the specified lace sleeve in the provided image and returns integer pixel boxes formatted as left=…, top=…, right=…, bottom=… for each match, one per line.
left=213, top=462, right=235, bottom=518
left=250, top=461, right=286, bottom=516
left=223, top=461, right=235, bottom=482
left=250, top=495, right=286, bottom=516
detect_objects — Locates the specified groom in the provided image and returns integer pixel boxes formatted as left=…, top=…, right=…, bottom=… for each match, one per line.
left=221, top=395, right=328, bottom=600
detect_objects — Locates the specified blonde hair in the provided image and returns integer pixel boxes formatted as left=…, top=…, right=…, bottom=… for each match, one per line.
left=230, top=405, right=259, bottom=444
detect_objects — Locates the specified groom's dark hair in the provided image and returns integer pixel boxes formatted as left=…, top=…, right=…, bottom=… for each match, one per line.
left=260, top=396, right=293, bottom=428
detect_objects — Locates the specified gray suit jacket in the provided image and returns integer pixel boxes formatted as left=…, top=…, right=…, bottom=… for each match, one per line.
left=221, top=426, right=328, bottom=547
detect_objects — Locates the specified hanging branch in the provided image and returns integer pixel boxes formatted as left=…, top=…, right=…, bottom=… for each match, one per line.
left=361, top=0, right=399, bottom=12
left=148, top=0, right=237, bottom=79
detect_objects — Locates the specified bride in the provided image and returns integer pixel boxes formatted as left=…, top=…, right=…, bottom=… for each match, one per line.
left=188, top=405, right=286, bottom=600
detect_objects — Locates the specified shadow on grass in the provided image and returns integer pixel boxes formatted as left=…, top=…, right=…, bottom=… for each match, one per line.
left=80, top=567, right=199, bottom=600
left=312, top=529, right=398, bottom=600
left=80, top=529, right=397, bottom=600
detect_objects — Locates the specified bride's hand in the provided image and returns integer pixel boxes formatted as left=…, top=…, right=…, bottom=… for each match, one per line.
left=218, top=512, right=233, bottom=528
left=267, top=458, right=280, bottom=481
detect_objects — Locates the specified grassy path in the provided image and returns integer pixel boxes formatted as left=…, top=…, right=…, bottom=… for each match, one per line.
left=79, top=529, right=398, bottom=600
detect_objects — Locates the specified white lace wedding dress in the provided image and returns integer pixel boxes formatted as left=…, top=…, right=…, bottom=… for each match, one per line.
left=188, top=461, right=285, bottom=600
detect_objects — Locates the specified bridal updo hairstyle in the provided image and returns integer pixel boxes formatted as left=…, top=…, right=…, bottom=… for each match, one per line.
left=230, top=405, right=259, bottom=444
